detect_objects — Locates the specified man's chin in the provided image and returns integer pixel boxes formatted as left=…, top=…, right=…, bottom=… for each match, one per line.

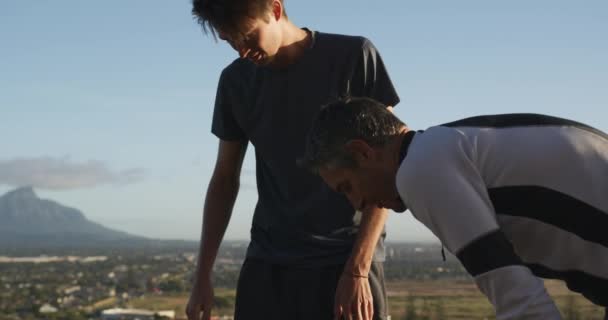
left=251, top=55, right=274, bottom=66
left=378, top=201, right=407, bottom=212
left=391, top=201, right=408, bottom=213
left=393, top=206, right=407, bottom=213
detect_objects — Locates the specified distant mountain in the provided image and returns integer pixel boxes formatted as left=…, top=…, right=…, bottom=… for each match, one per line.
left=0, top=187, right=149, bottom=249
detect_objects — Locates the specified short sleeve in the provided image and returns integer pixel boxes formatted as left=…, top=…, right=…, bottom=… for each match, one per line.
left=211, top=69, right=247, bottom=141
left=350, top=39, right=400, bottom=107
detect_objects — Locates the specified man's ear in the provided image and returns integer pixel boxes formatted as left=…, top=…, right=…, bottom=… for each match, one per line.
left=271, top=0, right=283, bottom=21
left=344, top=140, right=375, bottom=166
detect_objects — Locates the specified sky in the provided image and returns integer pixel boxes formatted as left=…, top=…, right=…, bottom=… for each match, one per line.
left=1, top=1, right=606, bottom=242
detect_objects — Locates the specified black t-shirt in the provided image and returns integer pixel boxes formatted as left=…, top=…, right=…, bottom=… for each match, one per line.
left=212, top=30, right=400, bottom=265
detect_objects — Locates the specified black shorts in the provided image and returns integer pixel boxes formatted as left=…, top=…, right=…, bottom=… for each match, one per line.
left=234, top=258, right=389, bottom=320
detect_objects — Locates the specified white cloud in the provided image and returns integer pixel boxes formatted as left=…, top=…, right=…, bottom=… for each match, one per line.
left=0, top=156, right=146, bottom=190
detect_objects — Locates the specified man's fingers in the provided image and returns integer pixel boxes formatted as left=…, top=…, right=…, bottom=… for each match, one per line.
left=201, top=301, right=212, bottom=320
left=367, top=300, right=374, bottom=320
left=358, top=301, right=365, bottom=320
left=334, top=305, right=343, bottom=320
left=349, top=303, right=361, bottom=320
left=362, top=299, right=369, bottom=320
left=186, top=305, right=199, bottom=320
left=186, top=306, right=194, bottom=320
left=202, top=309, right=211, bottom=320
left=363, top=300, right=372, bottom=320
left=187, top=304, right=211, bottom=320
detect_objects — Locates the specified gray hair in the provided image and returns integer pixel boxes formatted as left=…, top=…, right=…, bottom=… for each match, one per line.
left=299, top=97, right=405, bottom=173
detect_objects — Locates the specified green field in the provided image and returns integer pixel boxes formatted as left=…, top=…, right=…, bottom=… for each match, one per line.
left=127, top=287, right=236, bottom=319
left=386, top=279, right=604, bottom=319
left=125, top=280, right=604, bottom=320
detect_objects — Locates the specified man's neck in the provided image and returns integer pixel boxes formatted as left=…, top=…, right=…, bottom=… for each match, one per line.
left=390, top=127, right=413, bottom=167
left=271, top=22, right=311, bottom=67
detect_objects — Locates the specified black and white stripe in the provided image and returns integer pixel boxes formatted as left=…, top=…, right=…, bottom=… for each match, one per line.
left=396, top=113, right=608, bottom=318
left=489, top=186, right=608, bottom=248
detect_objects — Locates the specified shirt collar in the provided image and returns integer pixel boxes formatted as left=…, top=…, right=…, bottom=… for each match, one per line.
left=399, top=130, right=417, bottom=163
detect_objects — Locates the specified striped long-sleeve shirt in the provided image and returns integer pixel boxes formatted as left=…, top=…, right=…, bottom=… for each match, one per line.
left=396, top=114, right=608, bottom=319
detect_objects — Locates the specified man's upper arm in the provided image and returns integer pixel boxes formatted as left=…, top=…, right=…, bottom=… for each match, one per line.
left=398, top=128, right=560, bottom=318
left=211, top=68, right=247, bottom=141
left=212, top=139, right=248, bottom=181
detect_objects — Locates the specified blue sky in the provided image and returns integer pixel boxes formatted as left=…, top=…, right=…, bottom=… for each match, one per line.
left=1, top=1, right=606, bottom=241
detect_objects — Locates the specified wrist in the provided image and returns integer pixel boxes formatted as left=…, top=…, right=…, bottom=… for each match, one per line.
left=344, top=271, right=369, bottom=279
left=344, top=259, right=371, bottom=278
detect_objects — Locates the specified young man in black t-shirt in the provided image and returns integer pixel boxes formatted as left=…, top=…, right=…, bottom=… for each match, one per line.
left=187, top=1, right=399, bottom=319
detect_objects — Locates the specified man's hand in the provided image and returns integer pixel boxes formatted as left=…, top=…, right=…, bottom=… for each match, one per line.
left=336, top=206, right=387, bottom=320
left=334, top=272, right=374, bottom=320
left=185, top=275, right=214, bottom=320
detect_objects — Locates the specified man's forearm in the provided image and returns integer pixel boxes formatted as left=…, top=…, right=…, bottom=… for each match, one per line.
left=345, top=207, right=389, bottom=276
left=195, top=174, right=240, bottom=277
